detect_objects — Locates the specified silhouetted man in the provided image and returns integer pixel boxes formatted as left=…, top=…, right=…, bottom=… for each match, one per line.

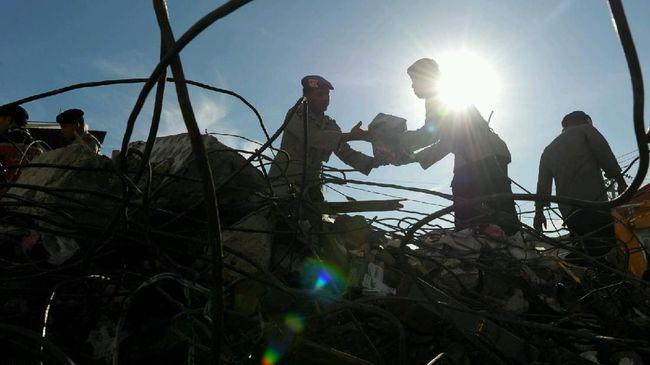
left=534, top=111, right=627, bottom=258
left=0, top=104, right=42, bottom=182
left=397, top=58, right=519, bottom=235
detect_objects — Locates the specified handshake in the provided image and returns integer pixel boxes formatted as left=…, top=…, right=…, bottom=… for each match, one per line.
left=342, top=113, right=415, bottom=167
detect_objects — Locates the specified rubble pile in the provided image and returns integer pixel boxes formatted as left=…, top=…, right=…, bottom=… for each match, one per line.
left=0, top=133, right=649, bottom=365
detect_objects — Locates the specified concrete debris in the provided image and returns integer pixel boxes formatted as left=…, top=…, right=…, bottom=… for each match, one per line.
left=362, top=262, right=396, bottom=296
left=221, top=207, right=274, bottom=280
left=86, top=316, right=117, bottom=361
left=1, top=133, right=649, bottom=365
left=128, top=133, right=267, bottom=224
left=501, top=288, right=529, bottom=313
left=4, top=144, right=121, bottom=229
left=42, top=235, right=79, bottom=265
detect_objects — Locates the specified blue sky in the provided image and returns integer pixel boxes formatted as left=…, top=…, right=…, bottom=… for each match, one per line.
left=2, top=1, right=649, bottom=228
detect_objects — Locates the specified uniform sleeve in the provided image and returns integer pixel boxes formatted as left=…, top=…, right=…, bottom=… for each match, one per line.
left=535, top=150, right=553, bottom=208
left=283, top=107, right=342, bottom=152
left=398, top=122, right=440, bottom=153
left=411, top=118, right=455, bottom=169
left=82, top=134, right=101, bottom=154
left=397, top=99, right=449, bottom=153
left=584, top=126, right=622, bottom=178
left=335, top=142, right=374, bottom=175
left=412, top=137, right=452, bottom=169
left=75, top=132, right=101, bottom=154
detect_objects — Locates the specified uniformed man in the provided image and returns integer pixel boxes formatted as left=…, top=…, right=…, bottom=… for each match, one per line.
left=0, top=104, right=43, bottom=182
left=396, top=58, right=519, bottom=235
left=268, top=75, right=381, bottom=202
left=55, top=108, right=101, bottom=154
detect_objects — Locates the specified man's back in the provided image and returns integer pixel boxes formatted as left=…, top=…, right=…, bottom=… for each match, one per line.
left=537, top=124, right=621, bottom=217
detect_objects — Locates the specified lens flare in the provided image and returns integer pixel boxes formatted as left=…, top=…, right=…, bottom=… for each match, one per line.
left=260, top=261, right=346, bottom=364
left=314, top=269, right=332, bottom=289
left=299, top=258, right=348, bottom=298
left=284, top=313, right=305, bottom=333
left=260, top=313, right=306, bottom=364
left=261, top=345, right=281, bottom=365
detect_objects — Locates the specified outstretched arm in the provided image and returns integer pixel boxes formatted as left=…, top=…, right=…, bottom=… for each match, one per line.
left=340, top=121, right=371, bottom=143
left=398, top=122, right=440, bottom=153
left=335, top=141, right=376, bottom=175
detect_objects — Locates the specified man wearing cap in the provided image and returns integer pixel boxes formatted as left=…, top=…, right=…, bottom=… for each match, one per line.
left=269, top=75, right=381, bottom=202
left=534, top=111, right=627, bottom=258
left=56, top=108, right=101, bottom=154
left=395, top=58, right=518, bottom=235
left=0, top=104, right=43, bottom=182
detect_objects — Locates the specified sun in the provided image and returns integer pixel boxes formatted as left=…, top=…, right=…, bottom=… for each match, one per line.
left=436, top=50, right=502, bottom=112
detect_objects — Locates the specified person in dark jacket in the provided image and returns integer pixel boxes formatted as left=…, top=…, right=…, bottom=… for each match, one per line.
left=534, top=111, right=627, bottom=258
left=0, top=104, right=42, bottom=182
left=396, top=58, right=519, bottom=235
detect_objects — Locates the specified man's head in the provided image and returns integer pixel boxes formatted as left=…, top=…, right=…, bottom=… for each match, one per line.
left=0, top=104, right=29, bottom=133
left=561, top=110, right=592, bottom=129
left=301, top=75, right=334, bottom=115
left=56, top=108, right=86, bottom=141
left=407, top=58, right=440, bottom=99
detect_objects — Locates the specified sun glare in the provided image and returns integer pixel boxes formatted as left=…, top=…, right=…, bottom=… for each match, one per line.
left=436, top=50, right=501, bottom=112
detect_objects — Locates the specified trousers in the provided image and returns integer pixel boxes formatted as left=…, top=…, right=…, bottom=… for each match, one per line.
left=565, top=209, right=616, bottom=258
left=451, top=156, right=519, bottom=235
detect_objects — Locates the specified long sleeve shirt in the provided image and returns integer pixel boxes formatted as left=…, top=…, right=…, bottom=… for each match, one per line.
left=269, top=104, right=374, bottom=196
left=535, top=124, right=622, bottom=218
left=399, top=99, right=510, bottom=172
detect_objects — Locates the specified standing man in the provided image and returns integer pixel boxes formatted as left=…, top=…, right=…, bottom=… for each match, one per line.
left=534, top=111, right=627, bottom=258
left=268, top=75, right=382, bottom=269
left=56, top=108, right=101, bottom=154
left=0, top=104, right=43, bottom=182
left=269, top=75, right=380, bottom=202
left=397, top=58, right=518, bottom=235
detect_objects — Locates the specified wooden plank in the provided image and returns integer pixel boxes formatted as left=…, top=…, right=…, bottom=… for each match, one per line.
left=317, top=199, right=404, bottom=214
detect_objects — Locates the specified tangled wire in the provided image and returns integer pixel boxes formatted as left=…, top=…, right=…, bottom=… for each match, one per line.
left=0, top=0, right=646, bottom=364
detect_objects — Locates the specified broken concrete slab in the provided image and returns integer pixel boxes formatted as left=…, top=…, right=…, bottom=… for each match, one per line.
left=128, top=133, right=268, bottom=225
left=3, top=144, right=121, bottom=230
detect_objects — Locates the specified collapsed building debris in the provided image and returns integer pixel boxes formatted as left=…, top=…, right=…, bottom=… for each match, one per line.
left=1, top=0, right=648, bottom=364
left=0, top=132, right=649, bottom=365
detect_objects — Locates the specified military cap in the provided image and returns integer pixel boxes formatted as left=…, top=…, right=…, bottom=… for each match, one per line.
left=56, top=108, right=85, bottom=125
left=561, top=110, right=591, bottom=128
left=407, top=58, right=440, bottom=80
left=301, top=75, right=334, bottom=90
left=0, top=104, right=29, bottom=125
